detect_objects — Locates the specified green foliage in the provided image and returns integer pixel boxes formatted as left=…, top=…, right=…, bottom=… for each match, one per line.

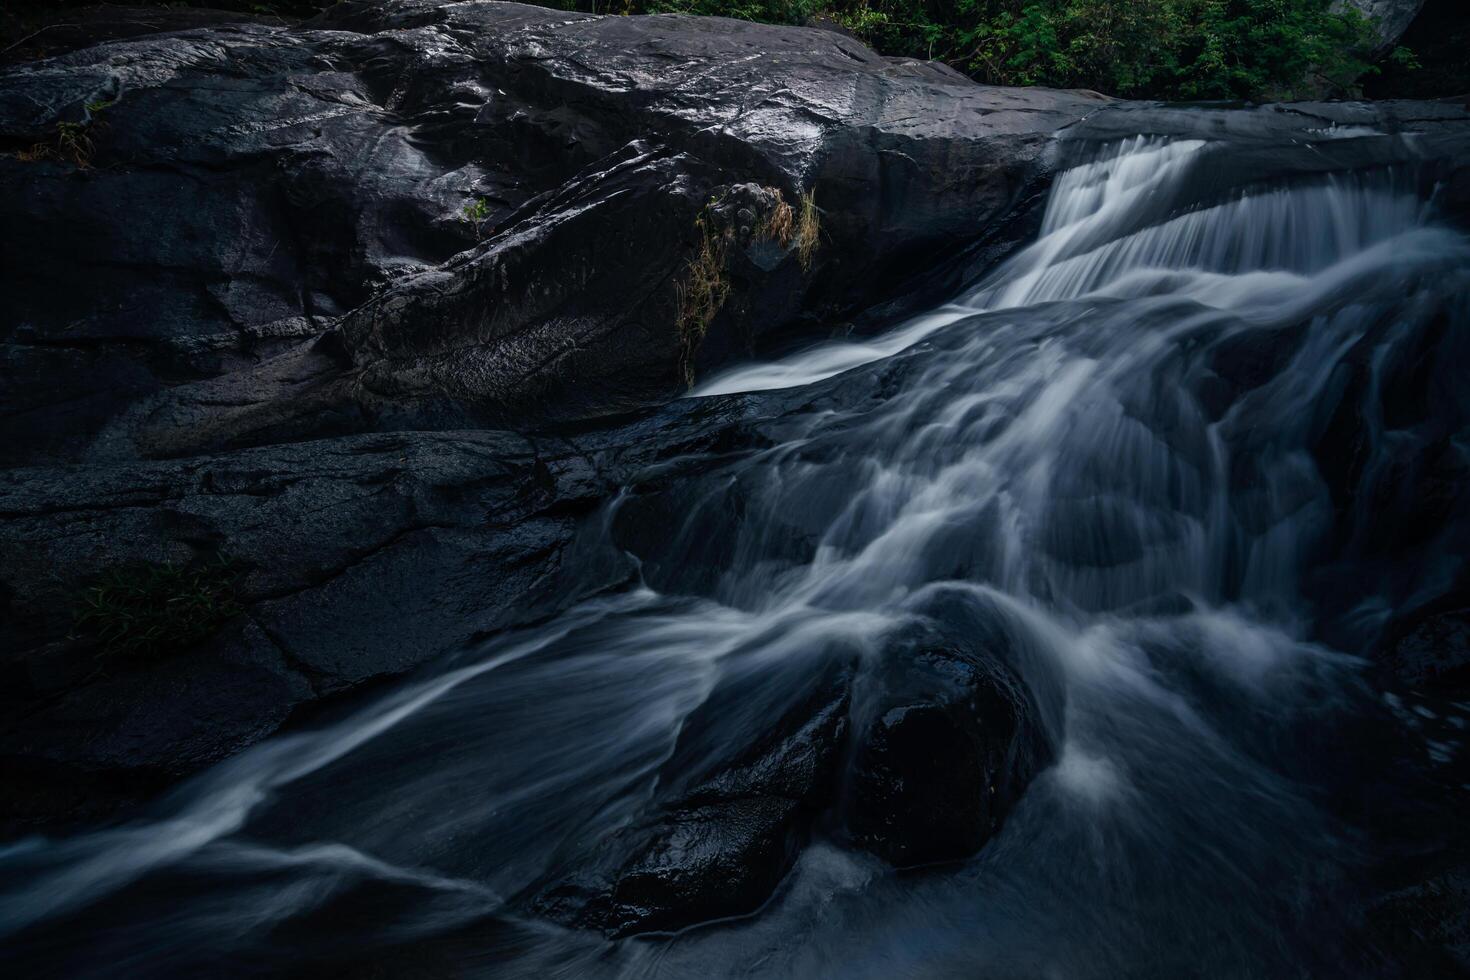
left=0, top=0, right=1417, bottom=102
left=72, top=557, right=243, bottom=660
left=1171, top=0, right=1378, bottom=99
left=626, top=0, right=1389, bottom=100
left=54, top=121, right=94, bottom=165
left=14, top=99, right=115, bottom=167
left=462, top=197, right=491, bottom=237
left=634, top=0, right=820, bottom=22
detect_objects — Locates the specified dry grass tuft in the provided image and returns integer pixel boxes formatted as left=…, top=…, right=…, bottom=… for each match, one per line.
left=675, top=217, right=732, bottom=387
left=13, top=121, right=95, bottom=167
left=13, top=101, right=112, bottom=167
left=55, top=122, right=95, bottom=167
left=13, top=143, right=53, bottom=163
left=794, top=190, right=820, bottom=271
left=757, top=194, right=795, bottom=246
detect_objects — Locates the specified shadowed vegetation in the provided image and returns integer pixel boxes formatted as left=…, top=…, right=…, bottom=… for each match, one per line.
left=676, top=212, right=733, bottom=386
left=755, top=188, right=819, bottom=269
left=1, top=1, right=1439, bottom=101
left=627, top=0, right=1390, bottom=99
left=795, top=190, right=819, bottom=271
left=72, top=556, right=244, bottom=660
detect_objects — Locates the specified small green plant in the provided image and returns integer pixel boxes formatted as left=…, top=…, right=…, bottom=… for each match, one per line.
left=54, top=122, right=94, bottom=167
left=462, top=197, right=491, bottom=238
left=675, top=214, right=733, bottom=387
left=72, top=556, right=243, bottom=660
left=16, top=101, right=113, bottom=167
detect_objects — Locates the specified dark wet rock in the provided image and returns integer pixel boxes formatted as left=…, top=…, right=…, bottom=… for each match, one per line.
left=0, top=430, right=636, bottom=833
left=590, top=795, right=802, bottom=936
left=1351, top=687, right=1470, bottom=980
left=535, top=653, right=852, bottom=936
left=1364, top=864, right=1470, bottom=977
left=341, top=147, right=760, bottom=424
left=1382, top=606, right=1470, bottom=691
left=844, top=629, right=1051, bottom=867
left=1060, top=101, right=1470, bottom=226
left=0, top=5, right=295, bottom=67
left=0, top=1, right=1104, bottom=465
left=1339, top=0, right=1427, bottom=56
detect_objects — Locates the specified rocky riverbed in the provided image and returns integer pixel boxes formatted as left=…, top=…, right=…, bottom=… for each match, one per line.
left=3, top=3, right=1470, bottom=973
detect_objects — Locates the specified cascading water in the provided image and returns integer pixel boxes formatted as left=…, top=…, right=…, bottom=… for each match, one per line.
left=4, top=134, right=1469, bottom=978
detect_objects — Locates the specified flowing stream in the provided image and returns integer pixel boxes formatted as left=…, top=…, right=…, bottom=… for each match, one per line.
left=4, top=134, right=1469, bottom=977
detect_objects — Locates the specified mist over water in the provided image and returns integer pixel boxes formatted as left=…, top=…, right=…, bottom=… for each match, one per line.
left=5, top=135, right=1469, bottom=977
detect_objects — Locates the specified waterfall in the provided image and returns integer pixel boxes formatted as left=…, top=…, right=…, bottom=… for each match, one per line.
left=4, top=135, right=1468, bottom=978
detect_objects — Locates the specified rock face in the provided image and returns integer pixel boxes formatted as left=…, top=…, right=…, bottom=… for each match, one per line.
left=0, top=0, right=1105, bottom=465
left=1339, top=0, right=1427, bottom=55
left=0, top=430, right=626, bottom=826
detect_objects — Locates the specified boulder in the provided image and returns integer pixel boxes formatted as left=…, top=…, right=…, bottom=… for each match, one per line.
left=528, top=611, right=1052, bottom=933
left=843, top=631, right=1050, bottom=867
left=0, top=1, right=1104, bottom=465
left=0, top=430, right=630, bottom=833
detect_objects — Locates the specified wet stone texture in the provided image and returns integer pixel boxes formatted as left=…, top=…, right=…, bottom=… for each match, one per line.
left=2, top=2, right=1470, bottom=953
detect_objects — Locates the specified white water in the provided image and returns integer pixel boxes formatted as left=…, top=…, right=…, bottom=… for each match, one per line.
left=5, top=135, right=1468, bottom=978
left=698, top=137, right=1450, bottom=395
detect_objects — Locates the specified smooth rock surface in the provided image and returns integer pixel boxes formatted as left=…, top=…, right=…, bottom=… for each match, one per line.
left=0, top=0, right=1107, bottom=466
left=845, top=639, right=1048, bottom=867
left=533, top=652, right=852, bottom=935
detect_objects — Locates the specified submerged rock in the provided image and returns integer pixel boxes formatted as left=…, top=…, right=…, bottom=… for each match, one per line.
left=532, top=606, right=1053, bottom=935
left=535, top=653, right=852, bottom=936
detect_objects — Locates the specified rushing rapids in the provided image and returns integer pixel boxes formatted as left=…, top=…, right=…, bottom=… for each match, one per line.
left=5, top=133, right=1470, bottom=977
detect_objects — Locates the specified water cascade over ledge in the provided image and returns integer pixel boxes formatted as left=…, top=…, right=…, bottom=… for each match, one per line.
left=5, top=133, right=1470, bottom=978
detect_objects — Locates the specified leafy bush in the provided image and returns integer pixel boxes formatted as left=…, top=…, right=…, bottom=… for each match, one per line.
left=1, top=0, right=1412, bottom=105
left=72, top=557, right=243, bottom=659
left=462, top=197, right=492, bottom=238
left=629, top=0, right=1384, bottom=100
